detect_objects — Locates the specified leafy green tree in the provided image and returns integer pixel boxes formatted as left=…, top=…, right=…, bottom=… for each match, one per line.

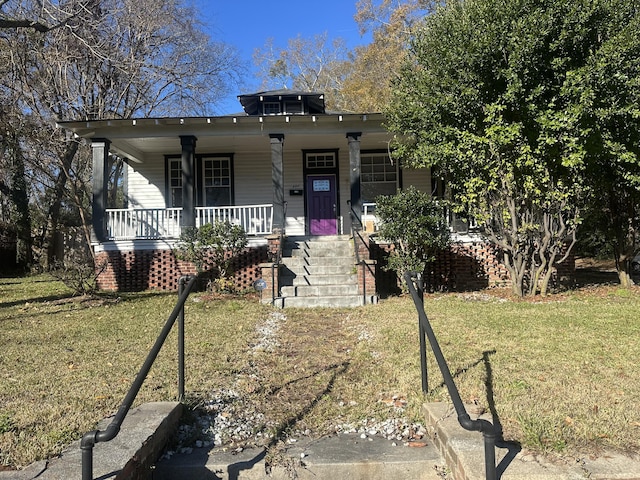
left=375, top=186, right=450, bottom=285
left=387, top=0, right=640, bottom=295
left=562, top=12, right=640, bottom=287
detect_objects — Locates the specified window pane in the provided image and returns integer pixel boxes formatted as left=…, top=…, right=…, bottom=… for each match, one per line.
left=360, top=153, right=398, bottom=203
left=202, top=157, right=232, bottom=206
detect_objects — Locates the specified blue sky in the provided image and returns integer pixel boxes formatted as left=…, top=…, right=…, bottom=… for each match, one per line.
left=196, top=0, right=372, bottom=113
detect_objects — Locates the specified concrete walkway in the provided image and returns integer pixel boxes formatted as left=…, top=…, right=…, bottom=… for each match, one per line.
left=2, top=401, right=640, bottom=480
left=0, top=402, right=182, bottom=480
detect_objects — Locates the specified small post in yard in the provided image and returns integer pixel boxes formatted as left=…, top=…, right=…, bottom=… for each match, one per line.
left=413, top=272, right=429, bottom=394
left=178, top=276, right=187, bottom=402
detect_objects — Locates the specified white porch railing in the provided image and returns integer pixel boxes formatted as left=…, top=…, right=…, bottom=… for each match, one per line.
left=105, top=204, right=273, bottom=240
left=106, top=208, right=183, bottom=240
left=196, top=204, right=273, bottom=235
left=360, top=202, right=479, bottom=234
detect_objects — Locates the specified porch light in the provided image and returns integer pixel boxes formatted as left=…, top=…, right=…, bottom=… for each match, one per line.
left=132, top=120, right=136, bottom=126
left=339, top=115, right=343, bottom=122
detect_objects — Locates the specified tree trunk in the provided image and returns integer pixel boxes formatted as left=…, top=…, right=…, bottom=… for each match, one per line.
left=45, top=141, right=78, bottom=268
left=615, top=255, right=635, bottom=288
left=5, top=132, right=33, bottom=269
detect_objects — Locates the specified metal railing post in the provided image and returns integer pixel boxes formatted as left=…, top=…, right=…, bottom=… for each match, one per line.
left=361, top=260, right=366, bottom=305
left=80, top=274, right=196, bottom=480
left=404, top=271, right=497, bottom=480
left=411, top=272, right=429, bottom=394
left=178, top=277, right=186, bottom=402
left=484, top=431, right=497, bottom=480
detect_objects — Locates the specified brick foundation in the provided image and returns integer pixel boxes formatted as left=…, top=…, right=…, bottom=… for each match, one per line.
left=95, top=246, right=268, bottom=292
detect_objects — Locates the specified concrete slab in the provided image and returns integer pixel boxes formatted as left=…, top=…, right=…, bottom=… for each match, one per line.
left=423, top=402, right=640, bottom=480
left=153, top=433, right=448, bottom=480
left=424, top=402, right=575, bottom=480
left=579, top=452, right=640, bottom=480
left=0, top=402, right=182, bottom=480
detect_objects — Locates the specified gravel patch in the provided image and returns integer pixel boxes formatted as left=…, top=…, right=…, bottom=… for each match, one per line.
left=161, top=310, right=427, bottom=460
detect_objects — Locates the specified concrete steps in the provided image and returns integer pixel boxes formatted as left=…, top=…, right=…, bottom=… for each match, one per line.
left=278, top=235, right=374, bottom=308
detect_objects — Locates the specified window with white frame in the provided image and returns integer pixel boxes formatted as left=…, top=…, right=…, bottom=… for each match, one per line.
left=360, top=152, right=398, bottom=202
left=306, top=152, right=336, bottom=169
left=168, top=158, right=182, bottom=207
left=202, top=156, right=232, bottom=206
left=263, top=102, right=280, bottom=115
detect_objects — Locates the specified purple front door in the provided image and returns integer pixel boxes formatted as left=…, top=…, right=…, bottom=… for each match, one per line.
left=307, top=175, right=337, bottom=235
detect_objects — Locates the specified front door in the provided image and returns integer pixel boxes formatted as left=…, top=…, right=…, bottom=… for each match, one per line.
left=307, top=175, right=337, bottom=235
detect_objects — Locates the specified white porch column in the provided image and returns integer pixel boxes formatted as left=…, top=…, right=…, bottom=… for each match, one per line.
left=180, top=135, right=197, bottom=228
left=91, top=138, right=110, bottom=242
left=270, top=134, right=285, bottom=234
left=347, top=132, right=362, bottom=227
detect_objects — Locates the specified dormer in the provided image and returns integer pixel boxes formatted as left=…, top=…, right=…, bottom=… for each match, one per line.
left=237, top=90, right=326, bottom=116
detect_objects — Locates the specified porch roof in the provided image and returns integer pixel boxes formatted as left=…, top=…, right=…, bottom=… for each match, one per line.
left=57, top=112, right=388, bottom=164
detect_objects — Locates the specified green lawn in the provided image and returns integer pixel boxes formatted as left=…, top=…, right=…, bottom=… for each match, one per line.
left=1, top=275, right=639, bottom=468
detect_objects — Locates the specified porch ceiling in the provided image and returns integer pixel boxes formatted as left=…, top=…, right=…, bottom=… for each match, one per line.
left=58, top=113, right=389, bottom=163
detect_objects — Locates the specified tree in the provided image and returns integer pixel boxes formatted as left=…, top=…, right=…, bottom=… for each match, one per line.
left=1, top=0, right=244, bottom=266
left=253, top=33, right=353, bottom=111
left=385, top=0, right=640, bottom=296
left=563, top=13, right=640, bottom=287
left=0, top=0, right=76, bottom=32
left=341, top=0, right=439, bottom=112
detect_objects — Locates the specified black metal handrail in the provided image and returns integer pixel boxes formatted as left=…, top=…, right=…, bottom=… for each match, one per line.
left=404, top=271, right=498, bottom=480
left=348, top=200, right=371, bottom=305
left=270, top=229, right=284, bottom=305
left=80, top=275, right=197, bottom=480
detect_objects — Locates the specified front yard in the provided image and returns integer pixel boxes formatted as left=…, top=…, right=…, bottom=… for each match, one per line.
left=0, top=274, right=639, bottom=469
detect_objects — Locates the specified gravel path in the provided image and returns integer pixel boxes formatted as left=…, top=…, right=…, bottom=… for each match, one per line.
left=162, top=310, right=427, bottom=459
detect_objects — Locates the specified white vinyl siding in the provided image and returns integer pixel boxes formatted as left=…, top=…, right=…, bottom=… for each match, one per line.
left=125, top=157, right=166, bottom=209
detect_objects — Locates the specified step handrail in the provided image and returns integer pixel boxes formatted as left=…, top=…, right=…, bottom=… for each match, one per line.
left=80, top=275, right=197, bottom=480
left=404, top=272, right=498, bottom=480
left=348, top=200, right=371, bottom=305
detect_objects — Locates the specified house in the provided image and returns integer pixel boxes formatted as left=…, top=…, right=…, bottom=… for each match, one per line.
left=57, top=91, right=430, bottom=300
left=59, top=90, right=525, bottom=304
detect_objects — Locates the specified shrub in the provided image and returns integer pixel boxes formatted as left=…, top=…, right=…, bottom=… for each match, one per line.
left=50, top=250, right=106, bottom=295
left=175, top=221, right=248, bottom=292
left=375, top=186, right=451, bottom=285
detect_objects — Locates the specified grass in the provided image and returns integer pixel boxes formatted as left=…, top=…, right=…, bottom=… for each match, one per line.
left=1, top=275, right=639, bottom=469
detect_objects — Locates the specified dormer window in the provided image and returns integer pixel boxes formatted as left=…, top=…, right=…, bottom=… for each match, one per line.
left=284, top=100, right=303, bottom=114
left=263, top=102, right=281, bottom=115
left=238, top=90, right=326, bottom=116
